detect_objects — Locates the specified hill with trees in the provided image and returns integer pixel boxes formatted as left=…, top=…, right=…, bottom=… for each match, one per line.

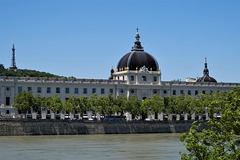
left=0, top=64, right=66, bottom=78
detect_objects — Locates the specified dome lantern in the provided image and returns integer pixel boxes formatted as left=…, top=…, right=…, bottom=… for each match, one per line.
left=132, top=28, right=144, bottom=51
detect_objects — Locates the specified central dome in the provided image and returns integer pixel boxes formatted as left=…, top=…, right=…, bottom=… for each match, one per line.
left=117, top=31, right=159, bottom=71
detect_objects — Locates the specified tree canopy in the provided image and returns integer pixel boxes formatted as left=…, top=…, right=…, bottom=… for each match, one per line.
left=180, top=88, right=240, bottom=160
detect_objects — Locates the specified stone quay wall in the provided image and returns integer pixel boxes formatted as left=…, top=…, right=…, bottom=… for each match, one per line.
left=0, top=119, right=209, bottom=136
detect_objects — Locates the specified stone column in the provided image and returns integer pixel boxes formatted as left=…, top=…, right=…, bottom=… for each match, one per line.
left=96, top=112, right=101, bottom=120
left=60, top=112, right=65, bottom=120
left=127, top=90, right=130, bottom=98
left=213, top=113, right=217, bottom=118
left=135, top=75, right=138, bottom=84
left=70, top=113, right=74, bottom=120
left=191, top=113, right=196, bottom=120
left=124, top=112, right=132, bottom=121
left=159, top=112, right=163, bottom=121
left=151, top=113, right=155, bottom=120
left=87, top=110, right=92, bottom=119
left=176, top=114, right=180, bottom=121
left=32, top=112, right=37, bottom=119
left=184, top=113, right=188, bottom=121
left=41, top=111, right=46, bottom=119
left=205, top=112, right=209, bottom=121
left=51, top=112, right=55, bottom=119
left=168, top=114, right=173, bottom=121
left=0, top=86, right=4, bottom=105
left=158, top=75, right=161, bottom=85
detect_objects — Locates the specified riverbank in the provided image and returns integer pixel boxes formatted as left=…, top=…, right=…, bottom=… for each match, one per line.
left=0, top=119, right=209, bottom=136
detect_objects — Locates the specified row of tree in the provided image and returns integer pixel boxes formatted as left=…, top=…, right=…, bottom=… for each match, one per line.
left=13, top=88, right=235, bottom=118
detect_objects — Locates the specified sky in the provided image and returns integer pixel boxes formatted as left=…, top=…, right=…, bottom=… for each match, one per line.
left=0, top=0, right=239, bottom=82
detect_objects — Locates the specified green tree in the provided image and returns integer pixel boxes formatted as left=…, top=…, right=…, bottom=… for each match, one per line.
left=163, top=96, right=170, bottom=113
left=166, top=96, right=177, bottom=114
left=208, top=91, right=227, bottom=116
left=33, top=94, right=46, bottom=113
left=141, top=97, right=152, bottom=118
left=125, top=96, right=141, bottom=119
left=98, top=93, right=115, bottom=116
left=78, top=95, right=89, bottom=117
left=89, top=93, right=99, bottom=115
left=63, top=95, right=78, bottom=117
left=12, top=90, right=34, bottom=117
left=46, top=94, right=62, bottom=118
left=180, top=88, right=240, bottom=160
left=115, top=95, right=127, bottom=116
left=189, top=94, right=210, bottom=116
left=0, top=64, right=4, bottom=70
left=151, top=95, right=164, bottom=114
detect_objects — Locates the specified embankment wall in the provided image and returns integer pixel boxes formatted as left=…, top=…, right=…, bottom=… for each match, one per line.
left=0, top=119, right=209, bottom=136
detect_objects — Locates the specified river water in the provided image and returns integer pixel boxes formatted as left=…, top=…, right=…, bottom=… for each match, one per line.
left=0, top=133, right=186, bottom=160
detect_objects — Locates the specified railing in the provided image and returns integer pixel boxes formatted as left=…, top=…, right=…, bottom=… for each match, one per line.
left=0, top=76, right=127, bottom=84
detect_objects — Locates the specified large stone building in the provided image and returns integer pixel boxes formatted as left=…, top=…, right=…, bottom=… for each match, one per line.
left=0, top=30, right=239, bottom=118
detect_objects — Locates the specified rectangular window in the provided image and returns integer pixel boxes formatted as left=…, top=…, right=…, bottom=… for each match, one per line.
left=142, top=76, right=147, bottom=81
left=188, top=90, right=191, bottom=95
left=6, top=110, right=10, bottom=114
left=37, top=87, right=42, bottom=93
left=65, top=88, right=69, bottom=94
left=83, top=88, right=87, bottom=94
left=109, top=89, right=113, bottom=94
left=74, top=88, right=78, bottom=94
left=195, top=90, right=198, bottom=95
left=101, top=88, right=105, bottom=94
left=6, top=97, right=10, bottom=105
left=6, top=87, right=10, bottom=91
left=164, top=90, right=167, bottom=94
left=120, top=89, right=124, bottom=94
left=28, top=87, right=32, bottom=91
left=131, top=76, right=134, bottom=81
left=47, top=87, right=51, bottom=93
left=180, top=90, right=184, bottom=95
left=173, top=90, right=176, bottom=95
left=56, top=87, right=60, bottom=93
left=153, top=76, right=157, bottom=82
left=202, top=91, right=206, bottom=94
left=18, top=87, right=22, bottom=93
left=92, top=88, right=96, bottom=94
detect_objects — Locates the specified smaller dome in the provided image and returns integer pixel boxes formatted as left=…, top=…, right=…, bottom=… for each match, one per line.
left=196, top=75, right=217, bottom=83
left=196, top=58, right=217, bottom=83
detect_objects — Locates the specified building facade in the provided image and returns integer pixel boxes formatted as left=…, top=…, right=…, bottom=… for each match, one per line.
left=0, top=31, right=239, bottom=118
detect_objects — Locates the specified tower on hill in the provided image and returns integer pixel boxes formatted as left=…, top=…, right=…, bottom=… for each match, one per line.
left=9, top=42, right=18, bottom=71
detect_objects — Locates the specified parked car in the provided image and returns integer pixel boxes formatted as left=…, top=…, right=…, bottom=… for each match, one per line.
left=145, top=118, right=153, bottom=121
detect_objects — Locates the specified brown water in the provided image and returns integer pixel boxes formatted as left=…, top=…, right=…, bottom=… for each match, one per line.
left=0, top=133, right=186, bottom=160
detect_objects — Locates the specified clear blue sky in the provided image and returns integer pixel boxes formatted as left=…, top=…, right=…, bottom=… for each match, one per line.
left=0, top=0, right=239, bottom=82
